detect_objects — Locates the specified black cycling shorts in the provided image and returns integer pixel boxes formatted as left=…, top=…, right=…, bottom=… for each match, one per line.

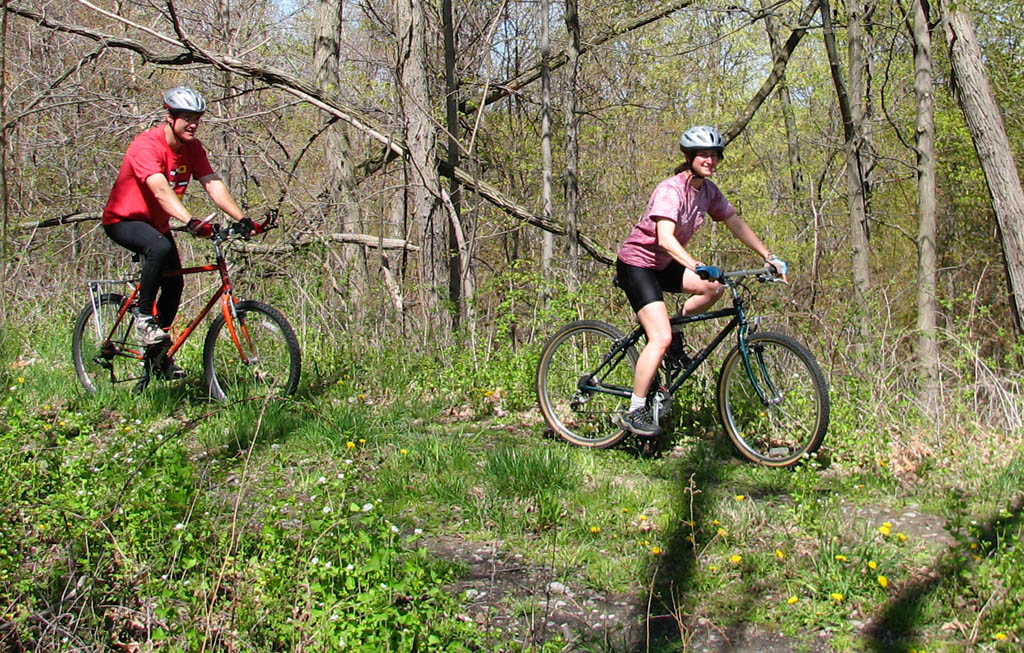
left=615, top=258, right=686, bottom=313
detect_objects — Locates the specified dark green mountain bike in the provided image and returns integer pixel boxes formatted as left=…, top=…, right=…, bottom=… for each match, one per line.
left=536, top=266, right=829, bottom=467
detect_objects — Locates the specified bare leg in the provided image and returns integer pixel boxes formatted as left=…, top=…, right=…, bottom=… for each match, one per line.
left=631, top=301, right=672, bottom=398
left=681, top=267, right=725, bottom=316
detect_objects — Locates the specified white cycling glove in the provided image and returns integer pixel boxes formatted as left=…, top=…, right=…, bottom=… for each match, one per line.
left=765, top=254, right=788, bottom=277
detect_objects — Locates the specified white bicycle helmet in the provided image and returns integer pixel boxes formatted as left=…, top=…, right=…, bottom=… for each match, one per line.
left=679, top=125, right=725, bottom=159
left=163, top=86, right=207, bottom=114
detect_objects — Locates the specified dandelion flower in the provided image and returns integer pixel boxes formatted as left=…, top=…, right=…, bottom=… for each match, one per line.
left=708, top=565, right=718, bottom=571
left=712, top=519, right=721, bottom=526
left=400, top=448, right=408, bottom=455
left=622, top=507, right=630, bottom=513
left=729, top=554, right=742, bottom=564
left=590, top=526, right=600, bottom=534
left=835, top=554, right=848, bottom=562
left=735, top=494, right=746, bottom=501
left=896, top=533, right=908, bottom=542
left=786, top=596, right=799, bottom=605
left=868, top=560, right=878, bottom=570
left=717, top=527, right=728, bottom=537
left=639, top=514, right=648, bottom=521
left=346, top=441, right=356, bottom=449
left=994, top=633, right=1007, bottom=641
left=878, top=524, right=892, bottom=536
left=830, top=592, right=844, bottom=603
left=651, top=546, right=662, bottom=555
left=775, top=549, right=785, bottom=560
left=877, top=575, right=889, bottom=588
left=685, top=535, right=695, bottom=543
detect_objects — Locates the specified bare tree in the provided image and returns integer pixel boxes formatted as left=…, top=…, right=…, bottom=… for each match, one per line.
left=911, top=0, right=940, bottom=412
left=563, top=0, right=581, bottom=289
left=821, top=0, right=872, bottom=342
left=393, top=0, right=447, bottom=333
left=540, top=0, right=553, bottom=303
left=940, top=0, right=1024, bottom=334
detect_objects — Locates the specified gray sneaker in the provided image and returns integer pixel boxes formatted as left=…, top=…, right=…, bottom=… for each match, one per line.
left=134, top=315, right=170, bottom=346
left=617, top=406, right=663, bottom=437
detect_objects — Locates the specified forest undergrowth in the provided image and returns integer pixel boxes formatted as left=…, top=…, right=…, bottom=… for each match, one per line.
left=1, top=300, right=1023, bottom=651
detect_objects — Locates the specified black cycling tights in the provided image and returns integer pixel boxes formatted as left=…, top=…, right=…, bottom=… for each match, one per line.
left=104, top=221, right=183, bottom=328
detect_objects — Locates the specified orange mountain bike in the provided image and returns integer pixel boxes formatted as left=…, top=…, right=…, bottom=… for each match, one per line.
left=72, top=217, right=300, bottom=400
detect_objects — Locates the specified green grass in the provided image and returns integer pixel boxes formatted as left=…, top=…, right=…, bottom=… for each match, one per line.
left=2, top=317, right=1023, bottom=650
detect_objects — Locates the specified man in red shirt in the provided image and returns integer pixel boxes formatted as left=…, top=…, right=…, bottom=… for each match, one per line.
left=103, top=86, right=248, bottom=376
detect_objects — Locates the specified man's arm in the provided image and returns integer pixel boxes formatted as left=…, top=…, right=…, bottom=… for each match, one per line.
left=145, top=173, right=195, bottom=225
left=198, top=173, right=245, bottom=221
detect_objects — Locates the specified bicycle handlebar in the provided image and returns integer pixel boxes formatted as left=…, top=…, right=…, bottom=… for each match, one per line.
left=697, top=265, right=784, bottom=284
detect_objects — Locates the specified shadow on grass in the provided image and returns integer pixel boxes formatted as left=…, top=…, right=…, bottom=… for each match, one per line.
left=864, top=492, right=1024, bottom=652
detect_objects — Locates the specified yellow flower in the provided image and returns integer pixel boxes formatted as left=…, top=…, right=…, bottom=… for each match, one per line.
left=877, top=575, right=889, bottom=588
left=359, top=438, right=366, bottom=444
left=16, top=377, right=24, bottom=384
left=709, top=564, right=718, bottom=571
left=729, top=554, right=742, bottom=564
left=835, top=555, right=847, bottom=562
left=589, top=526, right=600, bottom=534
left=400, top=448, right=408, bottom=455
left=878, top=524, right=892, bottom=536
left=994, top=633, right=1007, bottom=641
left=712, top=519, right=721, bottom=526
left=786, top=596, right=799, bottom=605
left=735, top=494, right=746, bottom=501
left=775, top=549, right=785, bottom=560
left=830, top=592, right=844, bottom=603
left=717, top=527, right=728, bottom=537
left=346, top=441, right=356, bottom=449
left=622, top=507, right=630, bottom=513
left=651, top=546, right=662, bottom=555
left=639, top=514, right=647, bottom=521
left=685, top=535, right=695, bottom=543
left=970, top=542, right=978, bottom=550
left=868, top=561, right=878, bottom=570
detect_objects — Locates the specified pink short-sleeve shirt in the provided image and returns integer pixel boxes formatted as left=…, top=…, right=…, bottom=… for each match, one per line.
left=617, top=172, right=735, bottom=269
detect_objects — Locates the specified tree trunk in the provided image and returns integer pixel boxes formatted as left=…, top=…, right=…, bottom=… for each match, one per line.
left=394, top=0, right=448, bottom=335
left=563, top=0, right=581, bottom=289
left=940, top=0, right=1024, bottom=335
left=441, top=0, right=470, bottom=330
left=821, top=0, right=872, bottom=342
left=911, top=0, right=940, bottom=414
left=315, top=0, right=365, bottom=323
left=540, top=0, right=553, bottom=304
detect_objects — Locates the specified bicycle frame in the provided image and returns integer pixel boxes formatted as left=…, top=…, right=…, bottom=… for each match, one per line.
left=579, top=268, right=779, bottom=406
left=88, top=235, right=252, bottom=366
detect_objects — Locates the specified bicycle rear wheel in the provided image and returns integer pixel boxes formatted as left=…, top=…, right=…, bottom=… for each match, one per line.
left=72, top=293, right=146, bottom=393
left=536, top=320, right=636, bottom=448
left=717, top=332, right=829, bottom=467
left=203, top=300, right=301, bottom=401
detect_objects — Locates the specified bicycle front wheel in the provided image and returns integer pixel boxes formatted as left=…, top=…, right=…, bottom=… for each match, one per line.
left=717, top=332, right=829, bottom=467
left=536, top=320, right=636, bottom=448
left=203, top=300, right=301, bottom=401
left=72, top=293, right=146, bottom=393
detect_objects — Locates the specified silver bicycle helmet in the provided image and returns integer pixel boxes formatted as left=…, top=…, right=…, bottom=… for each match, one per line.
left=163, top=86, right=207, bottom=114
left=679, top=125, right=725, bottom=159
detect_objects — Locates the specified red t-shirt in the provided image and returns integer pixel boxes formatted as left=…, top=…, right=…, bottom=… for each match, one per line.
left=102, top=126, right=214, bottom=234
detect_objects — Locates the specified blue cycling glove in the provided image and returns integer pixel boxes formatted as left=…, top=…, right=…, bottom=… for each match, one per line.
left=695, top=265, right=722, bottom=281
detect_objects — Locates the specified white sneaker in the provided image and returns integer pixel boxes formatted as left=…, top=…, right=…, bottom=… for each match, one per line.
left=134, top=315, right=170, bottom=346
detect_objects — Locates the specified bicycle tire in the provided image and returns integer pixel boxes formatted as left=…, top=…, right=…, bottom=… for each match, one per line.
left=203, top=300, right=301, bottom=401
left=72, top=293, right=146, bottom=393
left=536, top=320, right=637, bottom=448
left=717, top=331, right=829, bottom=467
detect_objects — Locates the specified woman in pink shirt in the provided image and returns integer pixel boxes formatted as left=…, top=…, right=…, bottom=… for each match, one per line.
left=615, top=126, right=787, bottom=436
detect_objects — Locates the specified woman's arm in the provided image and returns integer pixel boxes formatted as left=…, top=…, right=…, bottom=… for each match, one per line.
left=656, top=218, right=702, bottom=271
left=721, top=214, right=771, bottom=259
